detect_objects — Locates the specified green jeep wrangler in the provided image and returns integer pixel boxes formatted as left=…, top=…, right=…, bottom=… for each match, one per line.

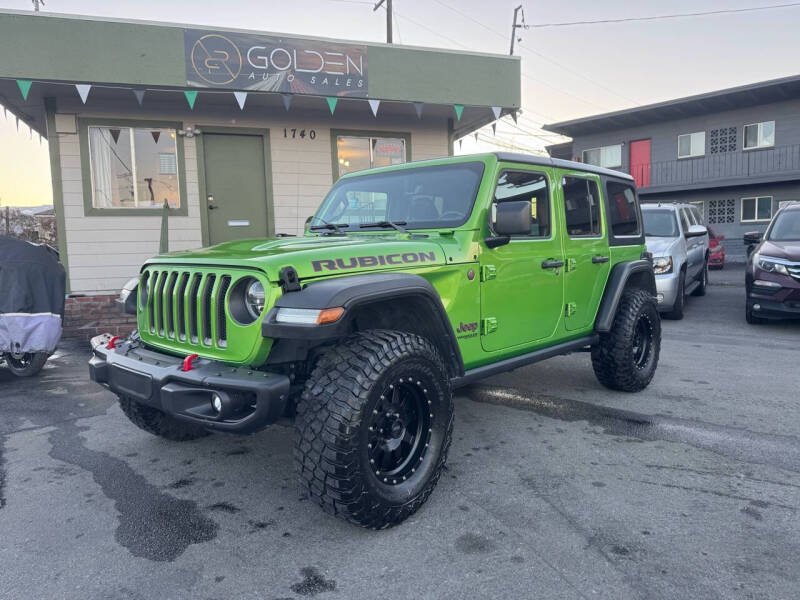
left=89, top=153, right=660, bottom=528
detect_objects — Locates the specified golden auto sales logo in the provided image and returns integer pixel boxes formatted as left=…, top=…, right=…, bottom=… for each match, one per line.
left=190, top=34, right=242, bottom=85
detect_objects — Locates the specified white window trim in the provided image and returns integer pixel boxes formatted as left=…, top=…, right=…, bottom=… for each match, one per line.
left=740, top=196, right=773, bottom=223
left=677, top=132, right=705, bottom=159
left=743, top=121, right=775, bottom=150
left=581, top=144, right=622, bottom=169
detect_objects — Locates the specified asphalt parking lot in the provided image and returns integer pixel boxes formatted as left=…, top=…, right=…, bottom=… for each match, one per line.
left=2, top=265, right=799, bottom=600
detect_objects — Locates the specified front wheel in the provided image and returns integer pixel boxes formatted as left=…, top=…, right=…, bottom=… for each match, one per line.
left=592, top=288, right=661, bottom=392
left=4, top=352, right=49, bottom=377
left=664, top=270, right=686, bottom=320
left=295, top=330, right=453, bottom=529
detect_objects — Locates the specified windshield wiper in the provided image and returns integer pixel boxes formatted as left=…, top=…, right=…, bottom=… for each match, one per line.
left=308, top=218, right=349, bottom=234
left=359, top=220, right=408, bottom=233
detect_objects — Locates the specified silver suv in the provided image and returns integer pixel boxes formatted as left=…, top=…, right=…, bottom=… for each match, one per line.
left=641, top=203, right=710, bottom=319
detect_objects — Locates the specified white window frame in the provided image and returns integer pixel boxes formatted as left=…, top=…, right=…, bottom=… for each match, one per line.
left=741, top=196, right=773, bottom=223
left=743, top=121, right=775, bottom=150
left=581, top=144, right=622, bottom=169
left=677, top=131, right=705, bottom=159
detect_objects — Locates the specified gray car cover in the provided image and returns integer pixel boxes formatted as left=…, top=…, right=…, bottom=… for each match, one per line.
left=0, top=236, right=66, bottom=354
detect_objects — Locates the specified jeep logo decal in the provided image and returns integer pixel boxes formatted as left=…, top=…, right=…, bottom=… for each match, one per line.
left=312, top=251, right=437, bottom=272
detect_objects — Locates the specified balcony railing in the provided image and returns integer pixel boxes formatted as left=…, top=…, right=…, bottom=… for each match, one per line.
left=627, top=143, right=800, bottom=190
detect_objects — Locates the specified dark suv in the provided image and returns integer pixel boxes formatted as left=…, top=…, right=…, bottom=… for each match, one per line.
left=744, top=203, right=800, bottom=324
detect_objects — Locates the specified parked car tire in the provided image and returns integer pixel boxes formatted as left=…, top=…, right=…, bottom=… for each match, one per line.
left=745, top=306, right=768, bottom=325
left=4, top=352, right=49, bottom=377
left=118, top=396, right=211, bottom=441
left=295, top=330, right=453, bottom=529
left=692, top=260, right=708, bottom=297
left=664, top=270, right=686, bottom=320
left=591, top=288, right=661, bottom=393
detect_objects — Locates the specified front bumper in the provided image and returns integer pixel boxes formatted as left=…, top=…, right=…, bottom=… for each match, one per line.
left=89, top=334, right=290, bottom=434
left=654, top=272, right=681, bottom=311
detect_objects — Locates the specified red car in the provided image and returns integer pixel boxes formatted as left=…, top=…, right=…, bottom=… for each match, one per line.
left=708, top=227, right=725, bottom=269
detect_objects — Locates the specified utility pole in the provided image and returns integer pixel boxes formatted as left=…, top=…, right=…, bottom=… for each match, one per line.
left=373, top=0, right=393, bottom=44
left=32, top=0, right=44, bottom=12
left=510, top=5, right=527, bottom=55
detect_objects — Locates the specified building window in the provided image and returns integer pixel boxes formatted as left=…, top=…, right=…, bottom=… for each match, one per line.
left=336, top=135, right=406, bottom=177
left=709, top=127, right=736, bottom=154
left=88, top=126, right=180, bottom=209
left=493, top=171, right=550, bottom=237
left=677, top=132, right=705, bottom=158
left=562, top=176, right=602, bottom=237
left=743, top=121, right=775, bottom=150
left=741, top=196, right=773, bottom=222
left=582, top=145, right=622, bottom=169
left=606, top=180, right=641, bottom=237
left=708, top=198, right=735, bottom=224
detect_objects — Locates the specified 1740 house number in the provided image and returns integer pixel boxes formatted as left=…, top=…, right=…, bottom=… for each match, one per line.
left=284, top=128, right=316, bottom=140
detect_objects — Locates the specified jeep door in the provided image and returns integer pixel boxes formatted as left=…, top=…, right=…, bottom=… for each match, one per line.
left=559, top=172, right=611, bottom=332
left=480, top=167, right=564, bottom=352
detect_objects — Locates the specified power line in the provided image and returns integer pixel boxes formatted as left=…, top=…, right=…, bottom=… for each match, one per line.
left=529, top=2, right=800, bottom=28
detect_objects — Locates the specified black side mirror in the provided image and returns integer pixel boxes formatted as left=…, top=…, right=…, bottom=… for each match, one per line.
left=494, top=200, right=531, bottom=236
left=743, top=231, right=762, bottom=245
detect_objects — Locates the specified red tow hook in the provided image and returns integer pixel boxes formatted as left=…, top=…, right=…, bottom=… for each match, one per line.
left=106, top=336, right=121, bottom=350
left=182, top=353, right=200, bottom=372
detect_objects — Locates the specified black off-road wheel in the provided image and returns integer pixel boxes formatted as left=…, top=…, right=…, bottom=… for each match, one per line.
left=295, top=330, right=454, bottom=529
left=664, top=270, right=686, bottom=320
left=118, top=396, right=211, bottom=441
left=4, top=352, right=48, bottom=377
left=592, top=288, right=661, bottom=392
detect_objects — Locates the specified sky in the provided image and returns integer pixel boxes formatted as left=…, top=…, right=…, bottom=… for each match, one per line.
left=2, top=0, right=800, bottom=206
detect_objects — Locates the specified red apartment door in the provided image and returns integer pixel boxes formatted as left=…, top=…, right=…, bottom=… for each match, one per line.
left=629, top=139, right=651, bottom=188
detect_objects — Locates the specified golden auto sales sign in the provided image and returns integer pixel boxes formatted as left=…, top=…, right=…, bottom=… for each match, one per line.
left=184, top=29, right=368, bottom=97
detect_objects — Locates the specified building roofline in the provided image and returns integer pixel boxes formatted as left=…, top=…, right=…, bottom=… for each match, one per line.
left=544, top=73, right=800, bottom=137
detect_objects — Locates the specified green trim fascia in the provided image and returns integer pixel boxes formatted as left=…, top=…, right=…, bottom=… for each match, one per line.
left=44, top=97, right=70, bottom=294
left=195, top=126, right=275, bottom=244
left=77, top=117, right=189, bottom=217
left=330, top=128, right=412, bottom=183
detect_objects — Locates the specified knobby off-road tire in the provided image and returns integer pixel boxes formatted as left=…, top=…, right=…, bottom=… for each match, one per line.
left=295, top=330, right=454, bottom=529
left=118, top=396, right=210, bottom=441
left=4, top=352, right=48, bottom=377
left=692, top=260, right=708, bottom=297
left=592, top=288, right=661, bottom=392
left=664, top=270, right=686, bottom=320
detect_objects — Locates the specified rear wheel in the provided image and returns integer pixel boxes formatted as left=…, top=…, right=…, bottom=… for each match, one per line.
left=295, top=330, right=453, bottom=529
left=118, top=396, right=210, bottom=441
left=4, top=352, right=48, bottom=377
left=592, top=288, right=661, bottom=392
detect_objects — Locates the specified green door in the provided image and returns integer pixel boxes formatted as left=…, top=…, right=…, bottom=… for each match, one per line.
left=480, top=167, right=565, bottom=352
left=559, top=172, right=611, bottom=332
left=203, top=132, right=270, bottom=245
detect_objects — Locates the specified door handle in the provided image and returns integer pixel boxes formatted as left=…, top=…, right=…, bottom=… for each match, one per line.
left=207, top=194, right=218, bottom=210
left=541, top=259, right=564, bottom=269
left=592, top=255, right=610, bottom=264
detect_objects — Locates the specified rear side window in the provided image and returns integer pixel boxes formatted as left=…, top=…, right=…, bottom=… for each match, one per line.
left=690, top=206, right=704, bottom=225
left=678, top=208, right=691, bottom=231
left=562, top=176, right=602, bottom=237
left=494, top=170, right=551, bottom=237
left=606, top=180, right=641, bottom=236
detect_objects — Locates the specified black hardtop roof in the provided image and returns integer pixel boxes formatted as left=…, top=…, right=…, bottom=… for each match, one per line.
left=492, top=152, right=634, bottom=182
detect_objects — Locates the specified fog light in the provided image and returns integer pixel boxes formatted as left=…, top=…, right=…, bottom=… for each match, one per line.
left=753, top=304, right=761, bottom=311
left=656, top=293, right=664, bottom=302
left=211, top=394, right=223, bottom=413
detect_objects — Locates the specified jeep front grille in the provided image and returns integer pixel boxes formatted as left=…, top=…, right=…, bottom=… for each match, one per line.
left=140, top=268, right=238, bottom=349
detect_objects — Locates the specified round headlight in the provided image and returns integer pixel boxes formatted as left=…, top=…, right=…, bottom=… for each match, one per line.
left=245, top=280, right=266, bottom=319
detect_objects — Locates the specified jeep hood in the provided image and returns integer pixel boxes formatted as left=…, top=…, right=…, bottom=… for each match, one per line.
left=146, top=234, right=451, bottom=281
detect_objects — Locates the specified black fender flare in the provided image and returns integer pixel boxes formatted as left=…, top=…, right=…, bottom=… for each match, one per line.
left=262, top=273, right=464, bottom=377
left=594, top=260, right=657, bottom=332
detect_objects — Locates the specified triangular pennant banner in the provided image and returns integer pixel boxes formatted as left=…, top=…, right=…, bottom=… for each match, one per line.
left=511, top=110, right=518, bottom=124
left=184, top=90, right=198, bottom=110
left=282, top=94, right=293, bottom=112
left=16, top=79, right=32, bottom=101
left=454, top=104, right=464, bottom=121
left=413, top=102, right=424, bottom=119
left=458, top=139, right=463, bottom=150
left=15, top=116, right=19, bottom=132
left=234, top=91, right=247, bottom=110
left=151, top=130, right=161, bottom=144
left=326, top=97, right=338, bottom=115
left=491, top=106, right=502, bottom=120
left=492, top=122, right=497, bottom=135
left=109, top=129, right=121, bottom=144
left=474, top=132, right=479, bottom=142
left=76, top=84, right=92, bottom=104
left=133, top=89, right=145, bottom=106
left=3, top=106, right=7, bottom=119
left=368, top=99, right=380, bottom=117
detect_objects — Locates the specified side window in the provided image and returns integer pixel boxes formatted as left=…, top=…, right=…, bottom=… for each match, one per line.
left=562, top=176, right=602, bottom=237
left=678, top=208, right=691, bottom=232
left=494, top=171, right=551, bottom=237
left=690, top=206, right=704, bottom=225
left=606, top=180, right=641, bottom=236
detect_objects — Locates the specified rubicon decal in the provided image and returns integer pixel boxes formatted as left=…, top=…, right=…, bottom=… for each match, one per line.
left=312, top=251, right=437, bottom=272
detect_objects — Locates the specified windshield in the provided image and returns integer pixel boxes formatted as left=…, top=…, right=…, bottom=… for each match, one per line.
left=642, top=209, right=679, bottom=237
left=312, top=162, right=485, bottom=230
left=768, top=209, right=800, bottom=241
